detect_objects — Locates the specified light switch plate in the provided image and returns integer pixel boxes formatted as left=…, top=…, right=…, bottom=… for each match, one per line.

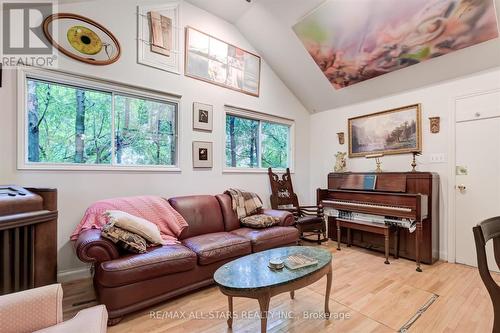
left=429, top=153, right=446, bottom=164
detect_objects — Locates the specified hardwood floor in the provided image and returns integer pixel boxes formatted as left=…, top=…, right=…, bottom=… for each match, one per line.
left=62, top=242, right=497, bottom=332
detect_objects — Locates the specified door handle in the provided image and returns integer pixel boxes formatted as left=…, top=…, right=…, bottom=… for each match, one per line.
left=457, top=185, right=467, bottom=192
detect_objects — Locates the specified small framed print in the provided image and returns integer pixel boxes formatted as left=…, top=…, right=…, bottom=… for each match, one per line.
left=193, top=102, right=213, bottom=131
left=193, top=141, right=213, bottom=168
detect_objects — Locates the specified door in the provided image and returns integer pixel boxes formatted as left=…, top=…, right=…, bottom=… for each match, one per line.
left=455, top=90, right=500, bottom=272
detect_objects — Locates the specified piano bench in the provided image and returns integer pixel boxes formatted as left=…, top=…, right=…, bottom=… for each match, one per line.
left=335, top=218, right=400, bottom=264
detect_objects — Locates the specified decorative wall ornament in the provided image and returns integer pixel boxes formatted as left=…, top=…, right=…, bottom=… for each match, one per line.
left=334, top=152, right=347, bottom=172
left=193, top=141, right=213, bottom=168
left=193, top=102, right=213, bottom=132
left=429, top=116, right=441, bottom=133
left=293, top=0, right=499, bottom=90
left=337, top=132, right=345, bottom=145
left=137, top=2, right=180, bottom=74
left=185, top=26, right=261, bottom=97
left=149, top=11, right=172, bottom=56
left=43, top=13, right=121, bottom=65
left=349, top=104, right=422, bottom=158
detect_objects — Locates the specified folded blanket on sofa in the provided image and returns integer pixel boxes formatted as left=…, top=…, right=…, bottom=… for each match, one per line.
left=70, top=196, right=188, bottom=245
left=225, top=188, right=263, bottom=219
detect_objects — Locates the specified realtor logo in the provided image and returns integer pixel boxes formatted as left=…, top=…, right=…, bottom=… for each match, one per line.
left=1, top=1, right=56, bottom=67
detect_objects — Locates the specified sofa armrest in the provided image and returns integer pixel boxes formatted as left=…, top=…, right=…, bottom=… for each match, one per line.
left=75, top=229, right=120, bottom=264
left=34, top=305, right=108, bottom=333
left=262, top=209, right=295, bottom=227
left=0, top=284, right=63, bottom=333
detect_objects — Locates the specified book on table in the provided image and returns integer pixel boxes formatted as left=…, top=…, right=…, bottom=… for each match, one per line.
left=284, top=254, right=318, bottom=270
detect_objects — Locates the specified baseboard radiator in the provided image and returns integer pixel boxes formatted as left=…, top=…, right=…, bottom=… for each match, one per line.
left=0, top=186, right=58, bottom=296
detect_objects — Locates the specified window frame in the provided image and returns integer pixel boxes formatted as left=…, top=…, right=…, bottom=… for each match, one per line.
left=223, top=105, right=295, bottom=173
left=17, top=67, right=182, bottom=172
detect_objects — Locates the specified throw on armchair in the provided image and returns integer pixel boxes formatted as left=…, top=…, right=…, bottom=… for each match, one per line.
left=0, top=284, right=107, bottom=333
left=268, top=168, right=327, bottom=244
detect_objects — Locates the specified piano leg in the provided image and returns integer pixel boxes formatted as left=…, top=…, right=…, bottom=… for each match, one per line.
left=384, top=230, right=390, bottom=265
left=347, top=228, right=351, bottom=247
left=394, top=227, right=400, bottom=259
left=336, top=220, right=341, bottom=251
left=416, top=221, right=423, bottom=272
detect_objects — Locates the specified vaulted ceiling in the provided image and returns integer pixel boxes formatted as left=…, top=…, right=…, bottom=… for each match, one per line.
left=188, top=0, right=500, bottom=113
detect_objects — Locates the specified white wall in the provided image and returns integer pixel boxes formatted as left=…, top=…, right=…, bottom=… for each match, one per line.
left=310, top=67, right=500, bottom=261
left=0, top=0, right=311, bottom=278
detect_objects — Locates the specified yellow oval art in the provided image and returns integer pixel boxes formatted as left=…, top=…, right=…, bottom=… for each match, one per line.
left=67, top=25, right=103, bottom=55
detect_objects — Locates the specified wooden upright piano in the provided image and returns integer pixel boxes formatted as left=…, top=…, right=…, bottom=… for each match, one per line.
left=317, top=172, right=439, bottom=271
left=0, top=186, right=58, bottom=295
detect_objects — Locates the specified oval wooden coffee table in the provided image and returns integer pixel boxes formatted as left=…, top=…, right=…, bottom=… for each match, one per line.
left=214, top=246, right=332, bottom=333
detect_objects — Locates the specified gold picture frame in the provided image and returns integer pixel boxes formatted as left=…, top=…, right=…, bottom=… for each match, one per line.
left=348, top=104, right=422, bottom=158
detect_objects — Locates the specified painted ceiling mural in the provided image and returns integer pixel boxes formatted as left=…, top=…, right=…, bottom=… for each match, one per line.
left=293, top=0, right=499, bottom=90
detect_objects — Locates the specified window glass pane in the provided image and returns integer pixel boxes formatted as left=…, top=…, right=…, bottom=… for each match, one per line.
left=225, top=114, right=259, bottom=168
left=114, top=95, right=177, bottom=166
left=26, top=78, right=112, bottom=164
left=261, top=122, right=289, bottom=169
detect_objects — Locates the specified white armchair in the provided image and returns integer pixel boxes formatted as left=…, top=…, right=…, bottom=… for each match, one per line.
left=0, top=284, right=107, bottom=333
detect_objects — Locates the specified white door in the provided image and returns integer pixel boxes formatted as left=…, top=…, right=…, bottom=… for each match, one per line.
left=455, top=90, right=500, bottom=272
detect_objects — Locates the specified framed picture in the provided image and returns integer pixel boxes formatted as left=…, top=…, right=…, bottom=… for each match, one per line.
left=185, top=26, right=261, bottom=97
left=43, top=13, right=121, bottom=65
left=348, top=104, right=422, bottom=158
left=137, top=2, right=180, bottom=74
left=193, top=102, right=213, bottom=131
left=193, top=141, right=213, bottom=168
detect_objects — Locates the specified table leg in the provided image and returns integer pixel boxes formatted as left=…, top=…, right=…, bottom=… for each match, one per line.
left=258, top=294, right=271, bottom=333
left=325, top=266, right=332, bottom=318
left=290, top=290, right=295, bottom=299
left=227, top=296, right=233, bottom=329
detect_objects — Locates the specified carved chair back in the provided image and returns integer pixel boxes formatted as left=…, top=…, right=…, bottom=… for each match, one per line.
left=267, top=168, right=299, bottom=210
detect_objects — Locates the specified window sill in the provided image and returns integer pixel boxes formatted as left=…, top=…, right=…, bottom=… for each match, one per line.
left=17, top=163, right=182, bottom=173
left=222, top=168, right=293, bottom=174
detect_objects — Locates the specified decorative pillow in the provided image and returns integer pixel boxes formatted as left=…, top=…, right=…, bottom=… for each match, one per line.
left=101, top=223, right=147, bottom=253
left=105, top=210, right=164, bottom=245
left=240, top=214, right=280, bottom=229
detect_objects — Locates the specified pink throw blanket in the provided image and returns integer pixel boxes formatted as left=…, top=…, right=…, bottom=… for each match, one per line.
left=71, top=196, right=188, bottom=245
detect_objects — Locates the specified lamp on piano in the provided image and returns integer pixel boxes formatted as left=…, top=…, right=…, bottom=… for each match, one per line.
left=366, top=153, right=384, bottom=173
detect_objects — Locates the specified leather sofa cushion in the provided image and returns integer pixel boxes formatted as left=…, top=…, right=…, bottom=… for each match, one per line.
left=182, top=232, right=251, bottom=265
left=169, top=195, right=225, bottom=239
left=215, top=194, right=240, bottom=231
left=231, top=227, right=299, bottom=252
left=96, top=244, right=197, bottom=287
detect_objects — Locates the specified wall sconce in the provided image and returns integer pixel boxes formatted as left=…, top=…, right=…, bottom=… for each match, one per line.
left=429, top=117, right=440, bottom=133
left=337, top=132, right=345, bottom=145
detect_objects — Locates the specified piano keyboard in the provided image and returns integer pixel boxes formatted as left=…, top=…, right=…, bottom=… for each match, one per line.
left=324, top=208, right=416, bottom=231
left=322, top=200, right=412, bottom=213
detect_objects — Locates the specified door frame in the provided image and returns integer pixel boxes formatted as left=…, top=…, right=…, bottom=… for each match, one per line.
left=447, top=88, right=500, bottom=264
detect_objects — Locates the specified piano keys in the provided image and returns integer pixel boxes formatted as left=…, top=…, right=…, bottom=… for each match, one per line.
left=317, top=172, right=439, bottom=271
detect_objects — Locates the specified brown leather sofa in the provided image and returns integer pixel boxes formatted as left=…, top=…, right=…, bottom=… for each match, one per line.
left=75, top=194, right=298, bottom=324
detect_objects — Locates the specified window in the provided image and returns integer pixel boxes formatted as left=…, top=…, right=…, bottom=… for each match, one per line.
left=19, top=68, right=179, bottom=171
left=224, top=106, right=293, bottom=171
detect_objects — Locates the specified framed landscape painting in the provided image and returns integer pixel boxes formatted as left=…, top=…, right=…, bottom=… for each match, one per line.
left=293, top=0, right=499, bottom=90
left=348, top=104, right=422, bottom=158
left=185, top=26, right=261, bottom=96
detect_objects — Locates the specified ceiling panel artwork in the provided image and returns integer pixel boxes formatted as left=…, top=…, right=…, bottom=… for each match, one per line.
left=293, top=0, right=500, bottom=90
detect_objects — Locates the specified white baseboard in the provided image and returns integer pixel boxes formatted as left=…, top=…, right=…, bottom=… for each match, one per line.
left=439, top=251, right=448, bottom=262
left=57, top=266, right=91, bottom=283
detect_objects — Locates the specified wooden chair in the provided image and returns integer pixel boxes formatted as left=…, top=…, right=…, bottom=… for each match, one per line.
left=268, top=168, right=327, bottom=244
left=473, top=217, right=500, bottom=333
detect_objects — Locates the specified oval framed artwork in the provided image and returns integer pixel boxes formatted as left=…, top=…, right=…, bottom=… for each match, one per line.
left=43, top=13, right=121, bottom=65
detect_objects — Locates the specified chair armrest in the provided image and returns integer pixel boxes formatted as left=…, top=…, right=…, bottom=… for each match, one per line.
left=262, top=209, right=295, bottom=227
left=34, top=305, right=108, bottom=333
left=0, top=284, right=63, bottom=333
left=75, top=229, right=120, bottom=264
